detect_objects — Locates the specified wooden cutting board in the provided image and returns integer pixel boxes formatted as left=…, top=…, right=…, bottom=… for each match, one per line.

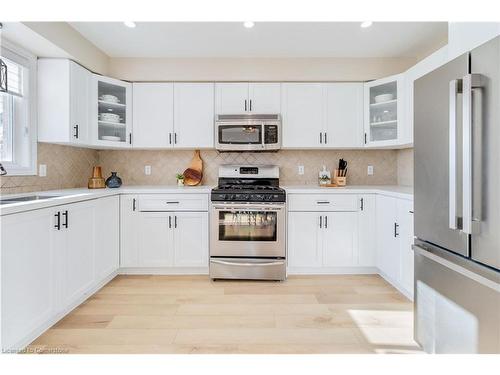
left=183, top=150, right=203, bottom=186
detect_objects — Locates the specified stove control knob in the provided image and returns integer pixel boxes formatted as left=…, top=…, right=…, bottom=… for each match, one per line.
left=219, top=194, right=227, bottom=200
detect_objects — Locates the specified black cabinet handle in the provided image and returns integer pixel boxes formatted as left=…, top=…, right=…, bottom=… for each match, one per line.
left=132, top=198, right=136, bottom=211
left=409, top=210, right=414, bottom=214
left=324, top=132, right=327, bottom=144
left=244, top=100, right=247, bottom=111
left=319, top=132, right=323, bottom=144
left=360, top=198, right=364, bottom=211
left=169, top=216, right=172, bottom=229
left=174, top=216, right=177, bottom=229
left=364, top=133, right=367, bottom=144
left=394, top=222, right=400, bottom=237
left=324, top=215, right=328, bottom=228
left=74, top=124, right=79, bottom=139
left=249, top=99, right=252, bottom=112
left=54, top=212, right=61, bottom=230
left=319, top=215, right=322, bottom=228
left=129, top=133, right=132, bottom=145
left=174, top=133, right=178, bottom=144
left=62, top=210, right=68, bottom=228
left=169, top=133, right=172, bottom=145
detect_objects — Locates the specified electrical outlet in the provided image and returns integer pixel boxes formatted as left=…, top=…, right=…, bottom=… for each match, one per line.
left=144, top=165, right=152, bottom=175
left=39, top=164, right=47, bottom=177
left=298, top=165, right=305, bottom=175
left=367, top=165, right=374, bottom=176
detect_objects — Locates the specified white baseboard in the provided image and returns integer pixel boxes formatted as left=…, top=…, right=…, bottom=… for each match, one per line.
left=7, top=270, right=118, bottom=353
left=378, top=270, right=414, bottom=301
left=287, top=266, right=378, bottom=275
left=119, top=267, right=209, bottom=275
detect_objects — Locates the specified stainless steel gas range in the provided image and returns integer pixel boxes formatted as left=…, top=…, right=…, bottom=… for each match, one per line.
left=209, top=165, right=286, bottom=281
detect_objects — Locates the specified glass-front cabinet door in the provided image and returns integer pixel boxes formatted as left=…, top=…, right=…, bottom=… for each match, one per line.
left=364, top=73, right=404, bottom=147
left=91, top=74, right=132, bottom=148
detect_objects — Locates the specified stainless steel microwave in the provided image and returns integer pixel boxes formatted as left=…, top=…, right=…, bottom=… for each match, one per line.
left=215, top=114, right=281, bottom=151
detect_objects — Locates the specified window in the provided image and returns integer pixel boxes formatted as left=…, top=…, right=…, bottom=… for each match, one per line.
left=0, top=39, right=37, bottom=175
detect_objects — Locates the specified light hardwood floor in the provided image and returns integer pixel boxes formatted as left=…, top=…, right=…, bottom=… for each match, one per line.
left=27, top=275, right=422, bottom=354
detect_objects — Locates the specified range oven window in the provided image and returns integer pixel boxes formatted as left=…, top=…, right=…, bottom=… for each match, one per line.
left=218, top=125, right=262, bottom=144
left=218, top=210, right=277, bottom=241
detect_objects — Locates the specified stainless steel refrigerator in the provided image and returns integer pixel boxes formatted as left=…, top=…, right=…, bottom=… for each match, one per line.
left=414, top=36, right=500, bottom=353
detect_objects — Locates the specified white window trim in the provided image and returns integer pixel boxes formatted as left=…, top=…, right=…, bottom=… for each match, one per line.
left=0, top=38, right=37, bottom=176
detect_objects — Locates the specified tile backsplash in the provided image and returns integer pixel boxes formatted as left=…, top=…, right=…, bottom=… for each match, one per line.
left=1, top=145, right=401, bottom=194
left=397, top=148, right=414, bottom=186
left=98, top=149, right=398, bottom=187
left=0, top=143, right=99, bottom=195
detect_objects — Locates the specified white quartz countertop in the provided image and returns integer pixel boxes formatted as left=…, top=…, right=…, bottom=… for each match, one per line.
left=0, top=184, right=412, bottom=215
left=283, top=185, right=413, bottom=200
left=0, top=185, right=214, bottom=215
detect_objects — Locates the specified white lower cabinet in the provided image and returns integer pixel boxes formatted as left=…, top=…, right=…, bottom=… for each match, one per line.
left=323, top=212, right=358, bottom=267
left=376, top=195, right=414, bottom=299
left=288, top=212, right=323, bottom=267
left=1, top=196, right=119, bottom=351
left=1, top=208, right=56, bottom=351
left=58, top=201, right=96, bottom=309
left=120, top=194, right=209, bottom=271
left=287, top=194, right=372, bottom=273
left=138, top=212, right=174, bottom=267
left=358, top=195, right=377, bottom=266
left=94, top=196, right=120, bottom=280
left=173, top=212, right=209, bottom=267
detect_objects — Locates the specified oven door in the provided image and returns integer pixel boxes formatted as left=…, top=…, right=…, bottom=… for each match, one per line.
left=210, top=203, right=286, bottom=257
left=215, top=122, right=265, bottom=151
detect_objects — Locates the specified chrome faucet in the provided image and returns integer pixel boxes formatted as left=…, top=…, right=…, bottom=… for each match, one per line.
left=0, top=163, right=7, bottom=176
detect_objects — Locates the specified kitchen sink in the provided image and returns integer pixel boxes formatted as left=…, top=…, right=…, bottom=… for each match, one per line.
left=0, top=195, right=61, bottom=205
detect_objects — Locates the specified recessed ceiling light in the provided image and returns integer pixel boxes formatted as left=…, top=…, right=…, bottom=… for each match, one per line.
left=243, top=21, right=255, bottom=29
left=360, top=21, right=373, bottom=28
left=124, top=21, right=136, bottom=28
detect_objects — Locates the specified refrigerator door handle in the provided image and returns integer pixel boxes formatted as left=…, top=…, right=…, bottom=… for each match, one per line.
left=462, top=74, right=484, bottom=235
left=449, top=79, right=461, bottom=230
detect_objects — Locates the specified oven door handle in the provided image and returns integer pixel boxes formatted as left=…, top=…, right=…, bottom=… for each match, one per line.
left=211, top=259, right=285, bottom=267
left=212, top=204, right=284, bottom=211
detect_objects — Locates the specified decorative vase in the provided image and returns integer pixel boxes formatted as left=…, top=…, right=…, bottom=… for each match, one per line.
left=105, top=172, right=122, bottom=188
left=88, top=166, right=106, bottom=189
left=177, top=179, right=184, bottom=187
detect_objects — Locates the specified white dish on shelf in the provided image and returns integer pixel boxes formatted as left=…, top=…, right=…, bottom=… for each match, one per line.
left=99, top=113, right=121, bottom=122
left=101, top=136, right=122, bottom=142
left=374, top=94, right=394, bottom=103
left=99, top=94, right=119, bottom=103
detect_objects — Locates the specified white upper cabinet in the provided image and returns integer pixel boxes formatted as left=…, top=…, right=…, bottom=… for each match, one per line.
left=38, top=59, right=91, bottom=145
left=91, top=74, right=133, bottom=148
left=248, top=83, right=281, bottom=113
left=174, top=83, right=214, bottom=148
left=281, top=83, right=326, bottom=148
left=215, top=82, right=281, bottom=114
left=364, top=73, right=405, bottom=148
left=325, top=83, right=364, bottom=148
left=215, top=83, right=249, bottom=114
left=133, top=83, right=174, bottom=148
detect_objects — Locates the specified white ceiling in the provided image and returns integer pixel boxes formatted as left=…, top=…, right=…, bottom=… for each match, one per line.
left=69, top=22, right=448, bottom=59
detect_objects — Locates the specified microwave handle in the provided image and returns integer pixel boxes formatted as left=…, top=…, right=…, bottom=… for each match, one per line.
left=261, top=122, right=266, bottom=149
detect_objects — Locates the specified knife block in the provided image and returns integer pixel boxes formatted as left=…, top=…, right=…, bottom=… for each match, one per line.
left=334, top=169, right=347, bottom=186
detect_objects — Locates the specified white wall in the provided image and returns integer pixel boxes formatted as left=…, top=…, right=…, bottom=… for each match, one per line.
left=448, top=22, right=500, bottom=59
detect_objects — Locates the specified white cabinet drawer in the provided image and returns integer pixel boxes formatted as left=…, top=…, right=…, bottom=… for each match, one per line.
left=288, top=194, right=359, bottom=212
left=138, top=194, right=208, bottom=212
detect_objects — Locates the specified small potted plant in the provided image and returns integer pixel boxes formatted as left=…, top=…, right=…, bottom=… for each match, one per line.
left=176, top=173, right=185, bottom=187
